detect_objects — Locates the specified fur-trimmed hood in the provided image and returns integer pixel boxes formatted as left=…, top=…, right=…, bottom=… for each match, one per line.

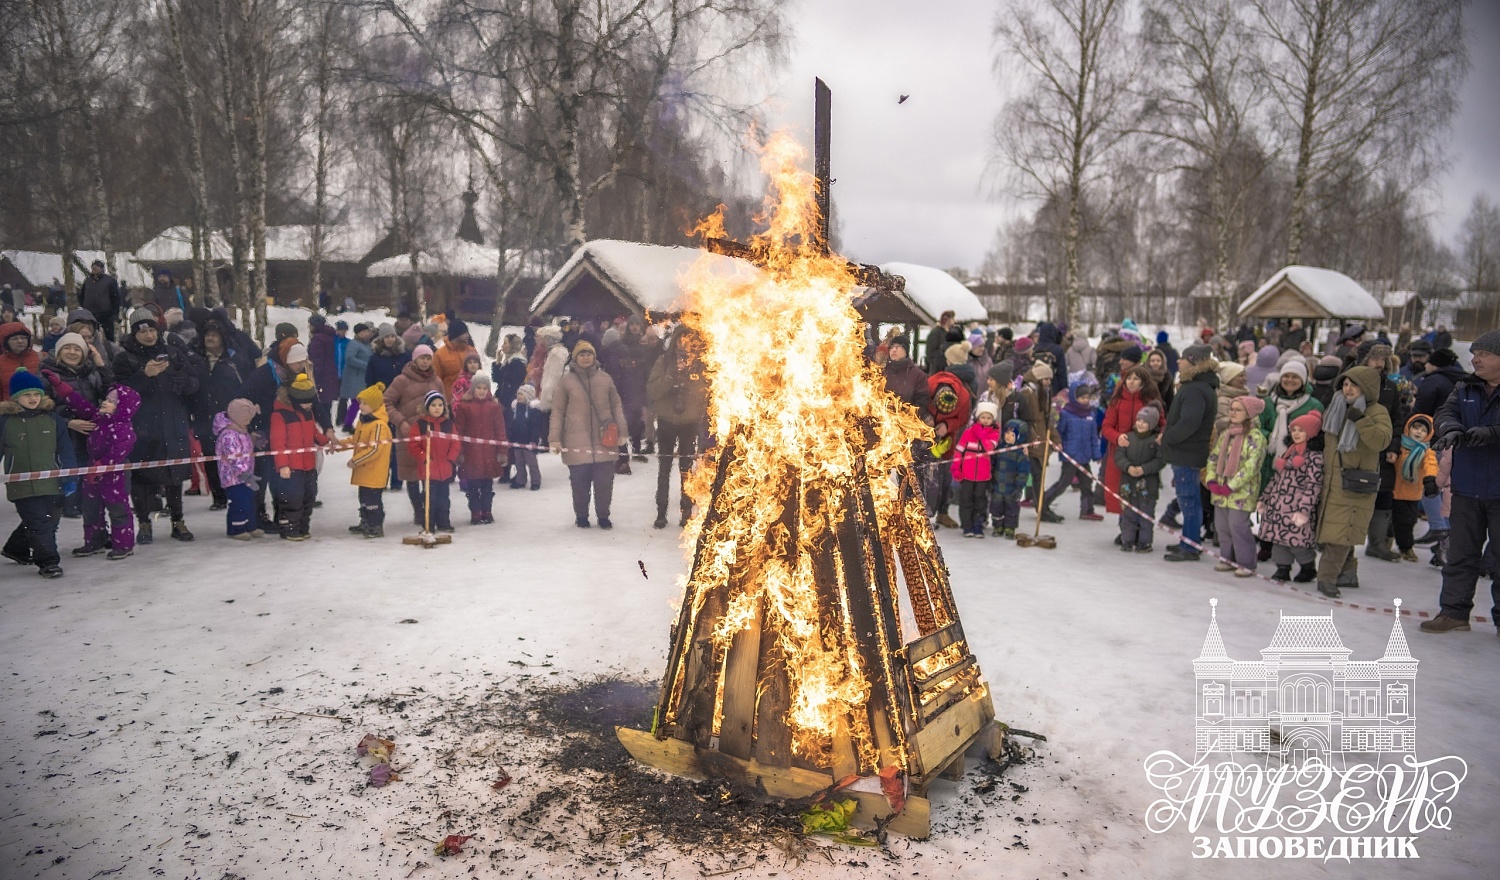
left=1179, top=356, right=1220, bottom=385
left=0, top=397, right=55, bottom=415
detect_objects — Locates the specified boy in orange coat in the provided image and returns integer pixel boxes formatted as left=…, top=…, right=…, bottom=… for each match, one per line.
left=1391, top=412, right=1439, bottom=562
left=333, top=383, right=392, bottom=538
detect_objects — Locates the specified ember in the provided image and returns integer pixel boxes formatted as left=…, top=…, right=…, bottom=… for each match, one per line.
left=618, top=128, right=995, bottom=838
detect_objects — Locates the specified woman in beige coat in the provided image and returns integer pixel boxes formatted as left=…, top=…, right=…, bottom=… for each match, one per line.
left=549, top=341, right=628, bottom=528
left=383, top=344, right=445, bottom=523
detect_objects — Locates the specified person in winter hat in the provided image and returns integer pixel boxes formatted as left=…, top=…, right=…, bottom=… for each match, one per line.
left=115, top=306, right=199, bottom=544
left=215, top=398, right=262, bottom=540
left=331, top=383, right=392, bottom=538
left=1161, top=344, right=1220, bottom=562
left=1316, top=366, right=1393, bottom=597
left=383, top=342, right=444, bottom=516
left=1246, top=344, right=1281, bottom=392
left=647, top=327, right=708, bottom=527
left=989, top=419, right=1031, bottom=538
left=925, top=364, right=974, bottom=528
left=43, top=370, right=140, bottom=560
left=269, top=373, right=329, bottom=541
left=1155, top=330, right=1179, bottom=376
left=952, top=400, right=1002, bottom=537
left=409, top=390, right=462, bottom=533
left=1205, top=395, right=1267, bottom=576
left=1257, top=410, right=1325, bottom=582
left=1391, top=413, right=1439, bottom=562
left=1043, top=378, right=1102, bottom=522
left=1114, top=405, right=1166, bottom=552
left=0, top=321, right=41, bottom=402
left=433, top=318, right=476, bottom=400
left=1310, top=355, right=1343, bottom=408
left=0, top=368, right=78, bottom=578
left=454, top=372, right=507, bottom=525
left=507, top=384, right=545, bottom=491
left=945, top=342, right=979, bottom=400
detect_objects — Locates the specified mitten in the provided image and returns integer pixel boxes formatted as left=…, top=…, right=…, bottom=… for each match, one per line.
left=1423, top=475, right=1439, bottom=497
left=1208, top=481, right=1231, bottom=497
left=1346, top=407, right=1365, bottom=421
left=171, top=372, right=192, bottom=394
left=244, top=475, right=261, bottom=492
left=41, top=370, right=75, bottom=399
left=528, top=399, right=542, bottom=410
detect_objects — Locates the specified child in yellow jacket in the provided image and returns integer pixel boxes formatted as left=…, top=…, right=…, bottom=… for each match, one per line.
left=1391, top=412, right=1439, bottom=562
left=334, top=383, right=392, bottom=538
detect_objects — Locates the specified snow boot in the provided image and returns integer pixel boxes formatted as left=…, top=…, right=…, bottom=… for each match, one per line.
left=1271, top=565, right=1292, bottom=582
left=1293, top=564, right=1317, bottom=583
left=1335, top=566, right=1360, bottom=590
left=1317, top=581, right=1340, bottom=598
left=171, top=520, right=194, bottom=542
left=1430, top=540, right=1447, bottom=567
left=364, top=524, right=384, bottom=539
left=106, top=548, right=132, bottom=561
left=1364, top=509, right=1398, bottom=561
left=936, top=512, right=960, bottom=529
left=1257, top=541, right=1273, bottom=562
left=615, top=460, right=632, bottom=476
left=38, top=564, right=63, bottom=579
left=1415, top=528, right=1448, bottom=546
left=72, top=539, right=107, bottom=558
left=654, top=514, right=668, bottom=530
left=1400, top=549, right=1419, bottom=562
left=137, top=520, right=153, bottom=545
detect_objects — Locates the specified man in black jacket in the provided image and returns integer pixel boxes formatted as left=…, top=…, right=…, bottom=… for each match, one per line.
left=1161, top=344, right=1219, bottom=562
left=1414, top=348, right=1466, bottom=417
left=924, top=310, right=956, bottom=372
left=76, top=261, right=121, bottom=342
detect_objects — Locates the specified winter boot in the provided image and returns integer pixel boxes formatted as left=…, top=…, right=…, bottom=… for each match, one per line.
left=1400, top=549, right=1419, bottom=562
left=1335, top=566, right=1360, bottom=590
left=654, top=513, right=668, bottom=529
left=364, top=524, right=384, bottom=538
left=137, top=520, right=153, bottom=545
left=1317, top=581, right=1341, bottom=598
left=72, top=538, right=107, bottom=558
left=1271, top=565, right=1292, bottom=582
left=1257, top=540, right=1274, bottom=562
left=1415, top=528, right=1448, bottom=546
left=1364, top=509, right=1398, bottom=561
left=936, top=512, right=960, bottom=529
left=171, top=520, right=194, bottom=542
left=1430, top=539, right=1447, bottom=568
left=615, top=460, right=632, bottom=476
left=106, top=547, right=133, bottom=561
left=39, top=564, right=64, bottom=579
left=1293, top=564, right=1317, bottom=583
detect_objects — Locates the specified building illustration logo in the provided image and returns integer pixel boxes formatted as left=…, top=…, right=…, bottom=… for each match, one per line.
left=1142, top=599, right=1467, bottom=862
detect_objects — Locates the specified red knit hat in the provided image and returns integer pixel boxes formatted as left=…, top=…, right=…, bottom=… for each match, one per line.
left=1290, top=410, right=1323, bottom=437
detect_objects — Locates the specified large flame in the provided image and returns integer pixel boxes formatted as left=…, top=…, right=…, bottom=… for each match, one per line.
left=671, top=131, right=930, bottom=766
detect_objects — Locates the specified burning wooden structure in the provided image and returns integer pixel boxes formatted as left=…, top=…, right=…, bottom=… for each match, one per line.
left=616, top=101, right=993, bottom=838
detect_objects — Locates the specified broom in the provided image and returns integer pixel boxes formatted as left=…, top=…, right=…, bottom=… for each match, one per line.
left=404, top=429, right=452, bottom=547
left=1015, top=433, right=1057, bottom=550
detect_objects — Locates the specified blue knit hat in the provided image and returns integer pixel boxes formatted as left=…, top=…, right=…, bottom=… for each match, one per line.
left=1156, top=330, right=1170, bottom=345
left=8, top=368, right=44, bottom=398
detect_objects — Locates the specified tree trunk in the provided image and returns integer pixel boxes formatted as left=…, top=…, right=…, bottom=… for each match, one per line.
left=1285, top=0, right=1329, bottom=267
left=49, top=0, right=115, bottom=278
left=238, top=0, right=270, bottom=339
left=165, top=0, right=211, bottom=307
left=215, top=0, right=252, bottom=326
left=308, top=16, right=332, bottom=311
left=554, top=0, right=587, bottom=252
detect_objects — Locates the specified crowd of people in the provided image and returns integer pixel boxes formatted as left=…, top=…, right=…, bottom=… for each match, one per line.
left=880, top=312, right=1500, bottom=636
left=1, top=278, right=1496, bottom=638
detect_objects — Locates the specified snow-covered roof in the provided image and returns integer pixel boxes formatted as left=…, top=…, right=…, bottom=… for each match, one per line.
left=262, top=225, right=383, bottom=263
left=1237, top=266, right=1385, bottom=320
left=1381, top=289, right=1420, bottom=308
left=880, top=262, right=989, bottom=324
left=530, top=239, right=757, bottom=316
left=0, top=251, right=67, bottom=286
left=367, top=239, right=504, bottom=278
left=135, top=226, right=233, bottom=262
left=72, top=251, right=152, bottom=288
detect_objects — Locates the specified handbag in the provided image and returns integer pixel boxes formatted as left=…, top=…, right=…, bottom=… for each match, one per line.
left=585, top=372, right=620, bottom=448
left=1338, top=450, right=1379, bottom=495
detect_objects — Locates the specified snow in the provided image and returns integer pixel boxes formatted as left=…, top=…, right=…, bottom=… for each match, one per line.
left=1, top=444, right=1493, bottom=879
left=1239, top=266, right=1386, bottom=320
left=134, top=226, right=233, bottom=263
left=260, top=226, right=384, bottom=263
left=0, top=250, right=67, bottom=287
left=366, top=240, right=505, bottom=278
left=530, top=239, right=758, bottom=316
left=880, top=262, right=989, bottom=324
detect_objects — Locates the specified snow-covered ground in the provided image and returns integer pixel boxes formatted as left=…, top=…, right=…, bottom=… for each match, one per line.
left=0, top=444, right=1495, bottom=878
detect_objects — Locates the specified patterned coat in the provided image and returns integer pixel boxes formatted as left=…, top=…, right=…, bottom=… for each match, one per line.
left=1203, top=425, right=1267, bottom=512
left=992, top=420, right=1032, bottom=498
left=1256, top=448, right=1324, bottom=548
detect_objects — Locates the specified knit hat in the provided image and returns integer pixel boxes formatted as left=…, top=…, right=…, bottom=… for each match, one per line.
left=1318, top=354, right=1343, bottom=369
left=308, top=314, right=327, bottom=328
left=1135, top=406, right=1161, bottom=431
left=536, top=325, right=563, bottom=344
left=275, top=322, right=299, bottom=342
left=515, top=383, right=537, bottom=403
left=1278, top=360, right=1309, bottom=384
left=1121, top=345, right=1143, bottom=365
left=1408, top=338, right=1433, bottom=354
left=1428, top=348, right=1458, bottom=368
left=447, top=319, right=469, bottom=340
left=356, top=382, right=387, bottom=409
left=8, top=368, right=44, bottom=397
left=1030, top=362, right=1053, bottom=382
left=285, top=343, right=309, bottom=366
left=573, top=340, right=596, bottom=358
left=423, top=390, right=446, bottom=412
left=129, top=308, right=157, bottom=333
left=335, top=320, right=348, bottom=332
left=943, top=342, right=967, bottom=366
left=1235, top=395, right=1266, bottom=419
left=469, top=372, right=491, bottom=388
left=975, top=401, right=999, bottom=421
left=353, top=323, right=369, bottom=335
left=1156, top=330, right=1170, bottom=345
left=988, top=362, right=1014, bottom=387
left=889, top=335, right=911, bottom=354
left=1471, top=329, right=1500, bottom=357
left=227, top=398, right=259, bottom=427
left=1013, top=336, right=1034, bottom=354
left=377, top=323, right=396, bottom=338
left=1237, top=340, right=1255, bottom=357
left=288, top=372, right=318, bottom=403
left=1218, top=361, right=1245, bottom=385
left=1290, top=410, right=1324, bottom=437
left=412, top=344, right=434, bottom=360
left=54, top=332, right=87, bottom=356
left=164, top=307, right=184, bottom=326
left=968, top=329, right=985, bottom=347
left=401, top=324, right=424, bottom=347
left=1182, top=343, right=1213, bottom=364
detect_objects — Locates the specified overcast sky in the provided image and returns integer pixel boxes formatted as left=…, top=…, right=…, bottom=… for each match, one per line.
left=753, top=0, right=1500, bottom=273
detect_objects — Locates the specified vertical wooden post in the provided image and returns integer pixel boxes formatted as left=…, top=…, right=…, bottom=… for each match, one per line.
left=716, top=594, right=763, bottom=759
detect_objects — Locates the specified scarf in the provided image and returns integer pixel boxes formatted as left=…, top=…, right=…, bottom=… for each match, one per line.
left=1275, top=440, right=1307, bottom=472
left=1321, top=391, right=1365, bottom=453
left=1399, top=434, right=1430, bottom=483
left=1063, top=397, right=1094, bottom=418
left=1269, top=390, right=1309, bottom=457
left=1219, top=420, right=1250, bottom=479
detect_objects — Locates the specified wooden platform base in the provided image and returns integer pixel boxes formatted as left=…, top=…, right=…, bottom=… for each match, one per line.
left=402, top=532, right=452, bottom=547
left=615, top=727, right=931, bottom=838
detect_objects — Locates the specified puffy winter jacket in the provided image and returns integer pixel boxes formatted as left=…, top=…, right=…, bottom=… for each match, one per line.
left=1204, top=425, right=1267, bottom=512
left=951, top=421, right=1000, bottom=482
left=1436, top=373, right=1500, bottom=500
left=269, top=399, right=326, bottom=471
left=342, top=406, right=391, bottom=490
left=1161, top=359, right=1220, bottom=468
left=409, top=414, right=461, bottom=481
left=453, top=395, right=508, bottom=480
left=214, top=412, right=257, bottom=488
left=0, top=398, right=77, bottom=501
left=1113, top=428, right=1166, bottom=505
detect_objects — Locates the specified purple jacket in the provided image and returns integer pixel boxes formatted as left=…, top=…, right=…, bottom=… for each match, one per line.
left=64, top=385, right=140, bottom=506
left=307, top=324, right=341, bottom=406
left=213, top=411, right=257, bottom=487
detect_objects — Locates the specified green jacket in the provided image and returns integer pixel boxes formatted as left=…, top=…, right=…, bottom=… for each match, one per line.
left=0, top=398, right=78, bottom=501
left=1257, top=389, right=1322, bottom=490
left=1318, top=367, right=1394, bottom=547
left=1204, top=425, right=1267, bottom=512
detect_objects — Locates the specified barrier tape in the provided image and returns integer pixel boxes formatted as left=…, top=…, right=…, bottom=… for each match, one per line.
left=1045, top=442, right=1492, bottom=625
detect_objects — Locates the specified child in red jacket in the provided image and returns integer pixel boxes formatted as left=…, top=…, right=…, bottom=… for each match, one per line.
left=409, top=390, right=461, bottom=533
left=270, top=373, right=329, bottom=541
left=454, top=374, right=507, bottom=525
left=952, top=401, right=1001, bottom=538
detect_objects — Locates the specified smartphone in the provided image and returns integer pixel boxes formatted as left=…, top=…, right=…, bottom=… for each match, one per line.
left=153, top=354, right=169, bottom=362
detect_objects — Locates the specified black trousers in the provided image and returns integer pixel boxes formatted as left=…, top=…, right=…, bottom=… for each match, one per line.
left=272, top=469, right=318, bottom=537
left=5, top=495, right=61, bottom=568
left=407, top=479, right=452, bottom=530
left=464, top=480, right=494, bottom=515
left=957, top=479, right=989, bottom=532
left=133, top=482, right=183, bottom=522
left=203, top=458, right=225, bottom=505
left=569, top=461, right=615, bottom=522
left=655, top=420, right=698, bottom=517
left=990, top=493, right=1021, bottom=530
left=1043, top=459, right=1095, bottom=514
left=1392, top=499, right=1423, bottom=552
left=1438, top=495, right=1500, bottom=622
left=358, top=486, right=385, bottom=527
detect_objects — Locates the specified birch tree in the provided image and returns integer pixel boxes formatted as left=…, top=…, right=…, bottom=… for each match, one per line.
left=163, top=0, right=213, bottom=305
left=1248, top=0, right=1466, bottom=265
left=1460, top=194, right=1500, bottom=294
left=993, top=0, right=1137, bottom=326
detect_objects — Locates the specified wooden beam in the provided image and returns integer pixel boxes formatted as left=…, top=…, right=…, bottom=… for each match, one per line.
left=906, top=621, right=965, bottom=666
left=616, top=726, right=931, bottom=838
left=717, top=595, right=764, bottom=759
left=911, top=687, right=995, bottom=784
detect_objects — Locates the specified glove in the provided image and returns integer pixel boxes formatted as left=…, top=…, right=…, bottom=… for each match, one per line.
left=171, top=373, right=191, bottom=394
left=1432, top=430, right=1465, bottom=451
left=1423, top=475, right=1439, bottom=497
left=1292, top=512, right=1309, bottom=527
left=1345, top=407, right=1365, bottom=421
left=244, top=475, right=261, bottom=492
left=1463, top=426, right=1500, bottom=447
left=41, top=369, right=74, bottom=399
left=1207, top=480, right=1231, bottom=497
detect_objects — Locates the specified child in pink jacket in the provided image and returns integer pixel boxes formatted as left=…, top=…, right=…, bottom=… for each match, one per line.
left=952, top=401, right=1001, bottom=538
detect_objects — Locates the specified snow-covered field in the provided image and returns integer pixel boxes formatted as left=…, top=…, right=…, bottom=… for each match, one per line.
left=0, top=398, right=1495, bottom=877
